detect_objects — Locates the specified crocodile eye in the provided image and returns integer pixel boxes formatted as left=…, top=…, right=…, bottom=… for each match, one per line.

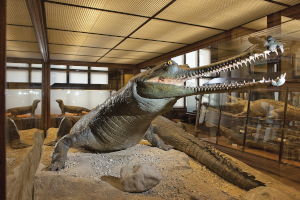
left=159, top=77, right=165, bottom=82
left=167, top=61, right=172, bottom=65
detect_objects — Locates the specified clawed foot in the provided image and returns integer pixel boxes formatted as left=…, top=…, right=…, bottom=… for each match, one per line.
left=158, top=142, right=173, bottom=151
left=47, top=160, right=65, bottom=171
left=10, top=140, right=31, bottom=149
left=44, top=140, right=58, bottom=146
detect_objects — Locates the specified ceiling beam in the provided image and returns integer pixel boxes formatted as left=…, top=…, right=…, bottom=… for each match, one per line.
left=50, top=60, right=136, bottom=69
left=281, top=3, right=300, bottom=19
left=7, top=57, right=43, bottom=64
left=6, top=57, right=137, bottom=69
left=26, top=0, right=49, bottom=62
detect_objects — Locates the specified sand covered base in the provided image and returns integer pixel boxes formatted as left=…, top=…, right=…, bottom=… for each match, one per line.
left=6, top=128, right=300, bottom=200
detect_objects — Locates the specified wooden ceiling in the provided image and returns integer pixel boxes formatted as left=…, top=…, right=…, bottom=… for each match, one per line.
left=6, top=0, right=300, bottom=67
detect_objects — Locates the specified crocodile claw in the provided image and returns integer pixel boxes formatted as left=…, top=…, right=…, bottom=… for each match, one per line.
left=158, top=143, right=173, bottom=151
left=47, top=161, right=65, bottom=171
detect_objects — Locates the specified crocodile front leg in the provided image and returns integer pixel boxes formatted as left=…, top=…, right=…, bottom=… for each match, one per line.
left=47, top=127, right=90, bottom=171
left=145, top=124, right=173, bottom=151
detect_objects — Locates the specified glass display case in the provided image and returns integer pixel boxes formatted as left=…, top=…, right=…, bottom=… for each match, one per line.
left=191, top=19, right=300, bottom=174
left=3, top=2, right=300, bottom=199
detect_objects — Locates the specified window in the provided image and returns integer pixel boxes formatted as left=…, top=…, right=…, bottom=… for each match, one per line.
left=51, top=71, right=67, bottom=85
left=6, top=69, right=28, bottom=82
left=69, top=72, right=88, bottom=84
left=6, top=63, right=29, bottom=68
left=51, top=65, right=67, bottom=69
left=31, top=70, right=42, bottom=83
left=172, top=55, right=184, bottom=65
left=31, top=64, right=42, bottom=68
left=186, top=51, right=197, bottom=68
left=91, top=67, right=108, bottom=71
left=91, top=72, right=108, bottom=84
left=199, top=49, right=211, bottom=66
left=69, top=66, right=88, bottom=70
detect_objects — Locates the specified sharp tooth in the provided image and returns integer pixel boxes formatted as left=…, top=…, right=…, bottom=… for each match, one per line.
left=245, top=58, right=251, bottom=64
left=264, top=50, right=271, bottom=58
left=249, top=56, right=255, bottom=62
left=280, top=47, right=284, bottom=53
left=272, top=48, right=278, bottom=55
left=241, top=60, right=247, bottom=66
left=253, top=79, right=255, bottom=83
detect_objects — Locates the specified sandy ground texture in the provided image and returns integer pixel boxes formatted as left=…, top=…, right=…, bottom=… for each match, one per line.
left=6, top=127, right=300, bottom=200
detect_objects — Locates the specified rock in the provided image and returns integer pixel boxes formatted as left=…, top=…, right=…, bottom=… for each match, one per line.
left=120, top=164, right=162, bottom=192
left=243, top=186, right=297, bottom=200
left=7, top=130, right=44, bottom=200
left=190, top=192, right=201, bottom=200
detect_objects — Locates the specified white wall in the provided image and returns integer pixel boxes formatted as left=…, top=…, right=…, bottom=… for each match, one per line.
left=50, top=89, right=111, bottom=114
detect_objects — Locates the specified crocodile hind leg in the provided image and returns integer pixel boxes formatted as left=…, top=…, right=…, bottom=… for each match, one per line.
left=47, top=127, right=91, bottom=171
left=145, top=124, right=173, bottom=151
left=45, top=116, right=81, bottom=146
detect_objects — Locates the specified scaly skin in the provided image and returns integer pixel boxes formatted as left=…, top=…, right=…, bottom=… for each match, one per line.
left=47, top=36, right=285, bottom=190
left=152, top=116, right=265, bottom=191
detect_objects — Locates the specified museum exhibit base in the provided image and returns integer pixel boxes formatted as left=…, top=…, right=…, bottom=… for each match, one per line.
left=5, top=127, right=300, bottom=199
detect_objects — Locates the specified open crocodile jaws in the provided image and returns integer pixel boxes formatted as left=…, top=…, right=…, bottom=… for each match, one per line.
left=48, top=48, right=285, bottom=190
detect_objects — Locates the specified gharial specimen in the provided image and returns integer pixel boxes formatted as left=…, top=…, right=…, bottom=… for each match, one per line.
left=47, top=35, right=285, bottom=191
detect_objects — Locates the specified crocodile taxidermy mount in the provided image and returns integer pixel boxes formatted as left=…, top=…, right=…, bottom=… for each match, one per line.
left=6, top=99, right=40, bottom=117
left=226, top=96, right=298, bottom=121
left=56, top=99, right=91, bottom=115
left=47, top=36, right=285, bottom=190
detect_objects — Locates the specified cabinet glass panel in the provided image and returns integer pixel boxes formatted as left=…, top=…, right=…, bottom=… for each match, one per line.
left=281, top=88, right=300, bottom=167
left=243, top=89, right=287, bottom=162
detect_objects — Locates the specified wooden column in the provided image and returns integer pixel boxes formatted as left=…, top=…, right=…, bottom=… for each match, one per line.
left=27, top=0, right=50, bottom=136
left=0, top=0, right=6, bottom=199
left=42, top=62, right=50, bottom=136
left=242, top=90, right=252, bottom=152
left=279, top=87, right=289, bottom=164
left=267, top=12, right=281, bottom=28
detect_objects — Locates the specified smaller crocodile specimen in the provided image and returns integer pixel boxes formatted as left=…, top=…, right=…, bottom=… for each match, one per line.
left=226, top=96, right=299, bottom=121
left=6, top=99, right=40, bottom=117
left=56, top=99, right=91, bottom=115
left=152, top=116, right=265, bottom=190
left=7, top=117, right=31, bottom=149
left=207, top=122, right=300, bottom=161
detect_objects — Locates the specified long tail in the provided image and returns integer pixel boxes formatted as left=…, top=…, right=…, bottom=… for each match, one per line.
left=152, top=116, right=265, bottom=191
